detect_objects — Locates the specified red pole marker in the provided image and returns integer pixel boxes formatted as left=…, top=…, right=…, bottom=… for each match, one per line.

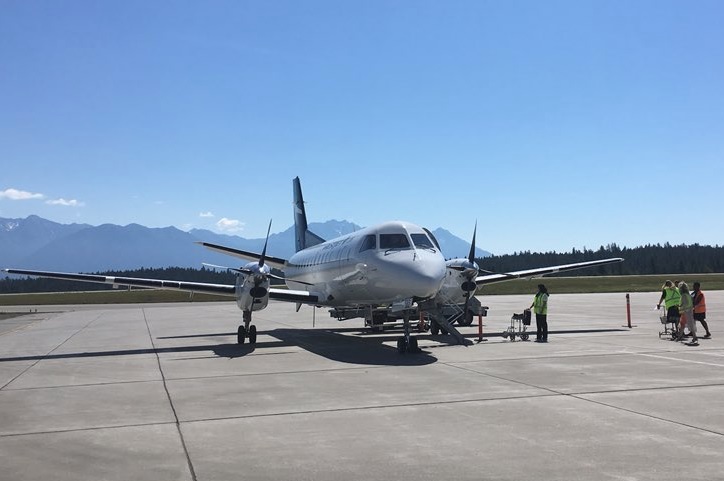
left=623, top=293, right=636, bottom=328
left=477, top=313, right=487, bottom=342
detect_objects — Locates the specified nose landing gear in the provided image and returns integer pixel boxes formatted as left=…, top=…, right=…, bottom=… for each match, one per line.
left=237, top=311, right=258, bottom=344
left=396, top=310, right=420, bottom=354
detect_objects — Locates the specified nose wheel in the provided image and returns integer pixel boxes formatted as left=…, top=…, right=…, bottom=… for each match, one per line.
left=397, top=310, right=420, bottom=354
left=238, top=311, right=257, bottom=344
left=397, top=335, right=419, bottom=354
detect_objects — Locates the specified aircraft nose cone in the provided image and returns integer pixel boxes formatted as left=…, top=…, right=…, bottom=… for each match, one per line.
left=401, top=260, right=446, bottom=299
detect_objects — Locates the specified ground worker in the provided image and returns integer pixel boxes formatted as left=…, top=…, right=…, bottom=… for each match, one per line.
left=692, top=282, right=711, bottom=339
left=530, top=284, right=549, bottom=342
left=657, top=280, right=682, bottom=334
left=676, top=282, right=697, bottom=345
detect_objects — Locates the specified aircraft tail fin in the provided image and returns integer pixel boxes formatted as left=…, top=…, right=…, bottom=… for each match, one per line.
left=293, top=177, right=325, bottom=252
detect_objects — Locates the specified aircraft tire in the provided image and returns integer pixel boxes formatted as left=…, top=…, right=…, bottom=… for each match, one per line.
left=461, top=311, right=474, bottom=326
left=249, top=325, right=257, bottom=344
left=237, top=325, right=247, bottom=345
left=396, top=337, right=406, bottom=354
left=409, top=337, right=419, bottom=353
left=430, top=323, right=440, bottom=336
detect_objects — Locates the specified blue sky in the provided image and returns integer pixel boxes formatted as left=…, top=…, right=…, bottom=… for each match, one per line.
left=1, top=0, right=723, bottom=255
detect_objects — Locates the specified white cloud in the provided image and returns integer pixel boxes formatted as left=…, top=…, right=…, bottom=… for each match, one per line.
left=46, top=198, right=85, bottom=207
left=199, top=211, right=215, bottom=218
left=216, top=217, right=245, bottom=233
left=0, top=188, right=44, bottom=200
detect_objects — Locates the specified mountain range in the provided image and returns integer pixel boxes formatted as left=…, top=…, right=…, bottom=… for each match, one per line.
left=0, top=215, right=491, bottom=273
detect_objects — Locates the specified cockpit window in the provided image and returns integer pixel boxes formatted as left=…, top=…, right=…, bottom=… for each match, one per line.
left=411, top=233, right=435, bottom=250
left=423, top=227, right=441, bottom=250
left=379, top=233, right=411, bottom=250
left=359, top=234, right=376, bottom=252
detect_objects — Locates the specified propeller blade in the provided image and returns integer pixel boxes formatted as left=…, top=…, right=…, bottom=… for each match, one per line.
left=259, top=219, right=273, bottom=267
left=468, top=221, right=477, bottom=264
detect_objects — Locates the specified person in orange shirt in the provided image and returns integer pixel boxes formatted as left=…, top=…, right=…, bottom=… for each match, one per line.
left=692, top=282, right=711, bottom=339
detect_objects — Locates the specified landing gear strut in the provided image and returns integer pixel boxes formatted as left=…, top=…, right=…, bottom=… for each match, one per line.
left=238, top=311, right=257, bottom=345
left=396, top=311, right=419, bottom=354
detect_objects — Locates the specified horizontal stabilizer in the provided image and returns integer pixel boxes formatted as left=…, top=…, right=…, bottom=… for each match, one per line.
left=196, top=242, right=287, bottom=269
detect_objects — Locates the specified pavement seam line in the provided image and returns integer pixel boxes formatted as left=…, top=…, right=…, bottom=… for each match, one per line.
left=637, top=352, right=724, bottom=367
left=446, top=362, right=724, bottom=438
left=0, top=420, right=178, bottom=438
left=178, top=392, right=564, bottom=425
left=0, top=312, right=103, bottom=391
left=142, top=308, right=199, bottom=481
left=568, top=393, right=724, bottom=438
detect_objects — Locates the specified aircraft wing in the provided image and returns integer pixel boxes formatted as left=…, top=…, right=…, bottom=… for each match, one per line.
left=195, top=242, right=287, bottom=270
left=2, top=268, right=319, bottom=304
left=474, top=257, right=624, bottom=286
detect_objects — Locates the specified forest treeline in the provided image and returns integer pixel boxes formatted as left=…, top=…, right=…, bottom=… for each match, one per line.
left=2, top=243, right=723, bottom=293
left=478, top=243, right=724, bottom=275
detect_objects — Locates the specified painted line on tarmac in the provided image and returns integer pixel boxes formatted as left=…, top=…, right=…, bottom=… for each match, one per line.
left=638, top=352, right=724, bottom=368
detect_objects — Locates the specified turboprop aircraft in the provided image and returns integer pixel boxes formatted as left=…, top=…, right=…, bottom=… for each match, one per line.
left=4, top=177, right=623, bottom=353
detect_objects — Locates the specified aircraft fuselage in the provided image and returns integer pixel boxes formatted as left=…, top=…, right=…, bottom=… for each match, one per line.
left=284, top=221, right=446, bottom=306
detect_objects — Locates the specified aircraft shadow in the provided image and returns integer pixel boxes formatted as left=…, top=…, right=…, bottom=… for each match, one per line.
left=471, top=328, right=629, bottom=338
left=0, top=327, right=627, bottom=365
left=0, top=328, right=437, bottom=365
left=158, top=328, right=438, bottom=365
left=265, top=328, right=437, bottom=366
left=0, top=340, right=290, bottom=363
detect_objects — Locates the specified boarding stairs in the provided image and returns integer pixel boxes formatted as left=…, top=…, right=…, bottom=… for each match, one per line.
left=417, top=299, right=470, bottom=346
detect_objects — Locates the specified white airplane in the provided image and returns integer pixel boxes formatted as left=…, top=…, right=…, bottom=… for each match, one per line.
left=4, top=177, right=623, bottom=353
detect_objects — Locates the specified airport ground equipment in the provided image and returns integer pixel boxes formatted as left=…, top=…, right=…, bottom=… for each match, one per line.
left=328, top=299, right=487, bottom=348
left=502, top=309, right=531, bottom=341
left=658, top=309, right=680, bottom=339
left=329, top=298, right=487, bottom=331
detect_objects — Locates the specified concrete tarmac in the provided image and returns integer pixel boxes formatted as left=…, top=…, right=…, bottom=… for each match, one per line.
left=1, top=291, right=723, bottom=480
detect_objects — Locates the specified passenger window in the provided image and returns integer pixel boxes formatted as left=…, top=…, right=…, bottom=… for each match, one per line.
left=379, top=233, right=411, bottom=250
left=359, top=235, right=376, bottom=252
left=411, top=233, right=435, bottom=250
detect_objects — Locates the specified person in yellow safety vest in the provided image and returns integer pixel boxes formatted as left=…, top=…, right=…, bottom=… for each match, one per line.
left=530, top=283, right=549, bottom=342
left=692, top=282, right=711, bottom=339
left=657, top=280, right=681, bottom=332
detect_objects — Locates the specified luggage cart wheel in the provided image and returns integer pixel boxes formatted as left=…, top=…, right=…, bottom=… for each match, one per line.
left=521, top=333, right=529, bottom=341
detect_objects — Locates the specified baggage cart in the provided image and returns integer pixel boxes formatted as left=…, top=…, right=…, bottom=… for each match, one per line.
left=502, top=309, right=531, bottom=341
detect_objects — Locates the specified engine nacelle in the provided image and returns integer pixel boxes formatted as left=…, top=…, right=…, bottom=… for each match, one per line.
left=436, top=258, right=479, bottom=304
left=235, top=261, right=271, bottom=312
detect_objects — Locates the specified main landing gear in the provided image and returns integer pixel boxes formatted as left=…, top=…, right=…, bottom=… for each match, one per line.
left=237, top=311, right=257, bottom=345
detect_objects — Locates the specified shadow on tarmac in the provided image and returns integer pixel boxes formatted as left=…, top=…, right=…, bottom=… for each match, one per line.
left=0, top=326, right=437, bottom=366
left=0, top=327, right=628, bottom=365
